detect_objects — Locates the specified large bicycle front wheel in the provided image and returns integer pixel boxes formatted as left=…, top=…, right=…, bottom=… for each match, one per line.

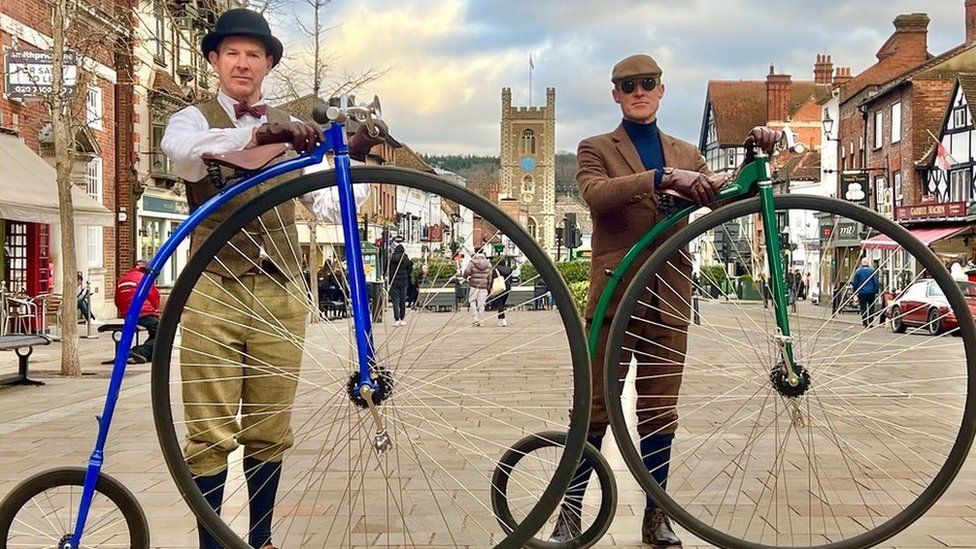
left=605, top=195, right=976, bottom=549
left=151, top=166, right=590, bottom=548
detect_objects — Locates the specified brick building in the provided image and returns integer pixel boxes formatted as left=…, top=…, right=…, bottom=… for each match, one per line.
left=1, top=0, right=123, bottom=320
left=837, top=2, right=976, bottom=292
left=698, top=56, right=833, bottom=278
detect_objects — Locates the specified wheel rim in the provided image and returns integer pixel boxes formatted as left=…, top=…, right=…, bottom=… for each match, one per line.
left=150, top=167, right=590, bottom=549
left=604, top=195, right=976, bottom=549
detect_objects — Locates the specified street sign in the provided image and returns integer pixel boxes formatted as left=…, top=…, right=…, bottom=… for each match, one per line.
left=840, top=171, right=870, bottom=206
left=4, top=49, right=78, bottom=100
left=895, top=201, right=969, bottom=221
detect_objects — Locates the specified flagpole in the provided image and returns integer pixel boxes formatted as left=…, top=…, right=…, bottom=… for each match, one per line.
left=528, top=53, right=533, bottom=107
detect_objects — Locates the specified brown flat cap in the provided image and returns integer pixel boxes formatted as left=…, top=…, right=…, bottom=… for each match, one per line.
left=611, top=54, right=663, bottom=82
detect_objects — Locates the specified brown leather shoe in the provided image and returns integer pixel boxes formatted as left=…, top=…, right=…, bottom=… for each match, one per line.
left=642, top=508, right=681, bottom=547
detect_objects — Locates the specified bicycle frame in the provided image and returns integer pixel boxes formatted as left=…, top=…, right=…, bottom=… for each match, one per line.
left=587, top=154, right=797, bottom=375
left=67, top=121, right=377, bottom=546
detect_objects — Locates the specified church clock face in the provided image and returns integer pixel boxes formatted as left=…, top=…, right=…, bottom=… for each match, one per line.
left=522, top=192, right=533, bottom=203
left=520, top=156, right=536, bottom=172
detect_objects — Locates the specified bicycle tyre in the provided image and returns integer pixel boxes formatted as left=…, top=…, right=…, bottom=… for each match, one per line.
left=151, top=166, right=591, bottom=549
left=605, top=195, right=976, bottom=549
left=491, top=431, right=616, bottom=549
left=0, top=467, right=149, bottom=549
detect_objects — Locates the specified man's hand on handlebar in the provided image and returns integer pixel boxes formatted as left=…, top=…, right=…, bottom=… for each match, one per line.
left=349, top=119, right=389, bottom=162
left=253, top=122, right=322, bottom=154
left=660, top=168, right=718, bottom=206
left=743, top=126, right=782, bottom=163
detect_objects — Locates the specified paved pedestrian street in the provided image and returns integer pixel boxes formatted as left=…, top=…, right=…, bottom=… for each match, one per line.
left=2, top=302, right=976, bottom=548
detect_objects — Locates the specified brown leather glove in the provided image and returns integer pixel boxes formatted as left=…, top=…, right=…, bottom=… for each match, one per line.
left=743, top=126, right=783, bottom=163
left=254, top=122, right=321, bottom=154
left=660, top=167, right=716, bottom=206
left=348, top=119, right=389, bottom=161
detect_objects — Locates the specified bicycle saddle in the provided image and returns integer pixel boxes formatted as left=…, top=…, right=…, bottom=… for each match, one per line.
left=202, top=143, right=288, bottom=171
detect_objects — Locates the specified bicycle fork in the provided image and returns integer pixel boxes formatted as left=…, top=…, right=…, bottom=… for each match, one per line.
left=329, top=123, right=391, bottom=455
left=756, top=159, right=806, bottom=426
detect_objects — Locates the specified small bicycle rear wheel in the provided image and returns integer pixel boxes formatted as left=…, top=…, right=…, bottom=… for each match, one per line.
left=0, top=467, right=149, bottom=549
left=492, top=431, right=617, bottom=549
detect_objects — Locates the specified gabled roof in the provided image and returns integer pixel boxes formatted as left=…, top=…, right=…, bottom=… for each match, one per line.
left=773, top=150, right=821, bottom=182
left=862, top=43, right=976, bottom=107
left=916, top=73, right=976, bottom=168
left=705, top=80, right=831, bottom=146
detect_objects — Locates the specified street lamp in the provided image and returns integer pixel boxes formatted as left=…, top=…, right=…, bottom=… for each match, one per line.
left=822, top=110, right=839, bottom=142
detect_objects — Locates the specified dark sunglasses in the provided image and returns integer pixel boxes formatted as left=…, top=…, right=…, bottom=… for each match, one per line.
left=617, top=77, right=658, bottom=94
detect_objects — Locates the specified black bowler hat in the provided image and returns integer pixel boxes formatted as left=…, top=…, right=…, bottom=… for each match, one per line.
left=201, top=8, right=283, bottom=67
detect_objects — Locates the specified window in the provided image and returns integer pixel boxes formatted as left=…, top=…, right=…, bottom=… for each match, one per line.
left=875, top=175, right=888, bottom=215
left=952, top=105, right=970, bottom=129
left=86, top=157, right=102, bottom=203
left=527, top=217, right=537, bottom=240
left=521, top=174, right=534, bottom=194
left=726, top=148, right=736, bottom=168
left=950, top=168, right=972, bottom=202
left=521, top=129, right=536, bottom=155
left=151, top=120, right=171, bottom=176
left=154, top=0, right=167, bottom=65
left=891, top=102, right=901, bottom=143
left=874, top=110, right=883, bottom=149
left=893, top=171, right=903, bottom=206
left=87, top=226, right=103, bottom=268
left=86, top=86, right=103, bottom=130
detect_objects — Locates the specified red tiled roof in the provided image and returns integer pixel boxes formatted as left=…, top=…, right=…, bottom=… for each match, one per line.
left=862, top=43, right=975, bottom=107
left=150, top=70, right=184, bottom=98
left=706, top=80, right=831, bottom=146
left=773, top=150, right=821, bottom=182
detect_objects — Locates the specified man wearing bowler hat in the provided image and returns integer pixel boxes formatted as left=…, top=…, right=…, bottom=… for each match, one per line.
left=161, top=8, right=383, bottom=549
left=552, top=54, right=780, bottom=546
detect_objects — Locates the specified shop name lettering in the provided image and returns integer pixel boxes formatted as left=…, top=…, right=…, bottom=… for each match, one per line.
left=896, top=202, right=965, bottom=220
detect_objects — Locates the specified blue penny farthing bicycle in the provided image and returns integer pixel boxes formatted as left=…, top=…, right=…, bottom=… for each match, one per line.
left=0, top=97, right=591, bottom=549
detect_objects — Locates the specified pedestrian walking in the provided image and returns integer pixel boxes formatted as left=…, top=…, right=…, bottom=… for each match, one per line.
left=463, top=252, right=492, bottom=326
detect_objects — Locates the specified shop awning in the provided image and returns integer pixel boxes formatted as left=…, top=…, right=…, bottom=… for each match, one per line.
left=861, top=225, right=969, bottom=250
left=0, top=132, right=113, bottom=226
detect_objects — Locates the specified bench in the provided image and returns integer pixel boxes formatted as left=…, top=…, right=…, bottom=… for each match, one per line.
left=416, top=288, right=458, bottom=312
left=97, top=322, right=147, bottom=365
left=0, top=334, right=51, bottom=386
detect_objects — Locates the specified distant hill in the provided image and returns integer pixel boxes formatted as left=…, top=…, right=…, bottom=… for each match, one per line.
left=423, top=152, right=580, bottom=198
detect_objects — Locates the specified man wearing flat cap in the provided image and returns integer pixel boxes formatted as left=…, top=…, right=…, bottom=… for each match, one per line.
left=161, top=8, right=384, bottom=549
left=553, top=54, right=779, bottom=546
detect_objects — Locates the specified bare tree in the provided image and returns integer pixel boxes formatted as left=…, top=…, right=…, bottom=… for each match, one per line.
left=267, top=0, right=389, bottom=104
left=20, top=0, right=131, bottom=376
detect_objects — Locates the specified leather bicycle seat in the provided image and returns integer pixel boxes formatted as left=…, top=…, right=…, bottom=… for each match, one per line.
left=202, top=143, right=288, bottom=171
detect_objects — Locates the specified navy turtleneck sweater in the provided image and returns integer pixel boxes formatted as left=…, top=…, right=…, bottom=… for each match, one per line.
left=621, top=118, right=665, bottom=187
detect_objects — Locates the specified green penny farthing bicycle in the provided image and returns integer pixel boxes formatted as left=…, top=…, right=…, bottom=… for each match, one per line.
left=598, top=129, right=976, bottom=549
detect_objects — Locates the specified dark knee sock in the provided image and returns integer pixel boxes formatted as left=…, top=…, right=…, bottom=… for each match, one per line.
left=244, top=456, right=283, bottom=548
left=561, top=434, right=604, bottom=516
left=641, top=433, right=674, bottom=510
left=193, top=469, right=228, bottom=549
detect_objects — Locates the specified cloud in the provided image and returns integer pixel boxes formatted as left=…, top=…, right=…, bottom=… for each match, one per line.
left=270, top=0, right=968, bottom=155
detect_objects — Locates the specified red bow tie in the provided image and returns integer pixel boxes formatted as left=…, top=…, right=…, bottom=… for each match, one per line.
left=234, top=102, right=268, bottom=119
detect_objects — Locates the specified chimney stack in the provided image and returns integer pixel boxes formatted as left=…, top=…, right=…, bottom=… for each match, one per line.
left=967, top=0, right=976, bottom=44
left=766, top=64, right=792, bottom=123
left=814, top=54, right=834, bottom=85
left=832, top=67, right=853, bottom=87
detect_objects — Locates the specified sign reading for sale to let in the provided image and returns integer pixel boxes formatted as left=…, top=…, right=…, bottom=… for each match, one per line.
left=4, top=49, right=78, bottom=100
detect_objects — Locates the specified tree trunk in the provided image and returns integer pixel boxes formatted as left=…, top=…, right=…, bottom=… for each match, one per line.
left=51, top=0, right=82, bottom=377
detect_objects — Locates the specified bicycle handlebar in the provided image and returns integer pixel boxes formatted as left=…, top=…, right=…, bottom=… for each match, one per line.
left=312, top=94, right=383, bottom=137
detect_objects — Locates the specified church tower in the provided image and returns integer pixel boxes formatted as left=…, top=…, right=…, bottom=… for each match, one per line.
left=500, top=86, right=556, bottom=249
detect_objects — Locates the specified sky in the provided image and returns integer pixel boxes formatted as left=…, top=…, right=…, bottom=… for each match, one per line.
left=268, top=0, right=966, bottom=156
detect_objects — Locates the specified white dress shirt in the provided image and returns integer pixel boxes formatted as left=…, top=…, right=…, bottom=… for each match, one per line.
left=160, top=89, right=369, bottom=223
